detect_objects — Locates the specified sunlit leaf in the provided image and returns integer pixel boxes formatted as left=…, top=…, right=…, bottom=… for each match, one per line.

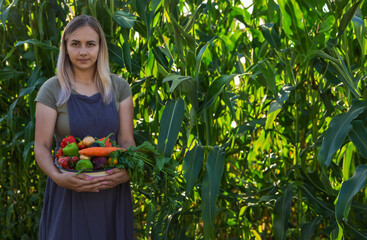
left=339, top=0, right=363, bottom=33
left=319, top=14, right=335, bottom=34
left=268, top=85, right=296, bottom=113
left=318, top=100, right=367, bottom=168
left=348, top=120, right=367, bottom=159
left=202, top=146, right=225, bottom=240
left=162, top=73, right=193, bottom=93
left=336, top=164, right=367, bottom=224
left=158, top=99, right=185, bottom=157
left=278, top=0, right=293, bottom=37
left=265, top=109, right=281, bottom=129
left=182, top=143, right=204, bottom=197
left=113, top=11, right=136, bottom=29
left=202, top=74, right=238, bottom=110
left=342, top=142, right=356, bottom=181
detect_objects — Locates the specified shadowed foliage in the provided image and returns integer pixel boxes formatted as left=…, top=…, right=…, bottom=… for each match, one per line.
left=2, top=0, right=367, bottom=239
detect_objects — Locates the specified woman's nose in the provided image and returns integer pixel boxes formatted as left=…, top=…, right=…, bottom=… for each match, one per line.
left=79, top=47, right=87, bottom=55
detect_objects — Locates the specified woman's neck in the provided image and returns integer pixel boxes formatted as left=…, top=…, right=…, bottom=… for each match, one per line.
left=73, top=68, right=95, bottom=84
left=72, top=69, right=98, bottom=96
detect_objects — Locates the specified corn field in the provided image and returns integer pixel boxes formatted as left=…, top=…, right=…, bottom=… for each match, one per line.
left=2, top=0, right=367, bottom=239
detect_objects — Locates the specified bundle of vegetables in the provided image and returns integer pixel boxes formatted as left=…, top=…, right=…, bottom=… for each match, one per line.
left=55, top=133, right=120, bottom=172
left=55, top=133, right=177, bottom=187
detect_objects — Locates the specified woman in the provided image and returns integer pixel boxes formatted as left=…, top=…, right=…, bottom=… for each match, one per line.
left=34, top=15, right=135, bottom=239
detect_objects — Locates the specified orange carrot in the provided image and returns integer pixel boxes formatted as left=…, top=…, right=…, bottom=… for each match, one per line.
left=78, top=147, right=123, bottom=157
left=97, top=137, right=113, bottom=147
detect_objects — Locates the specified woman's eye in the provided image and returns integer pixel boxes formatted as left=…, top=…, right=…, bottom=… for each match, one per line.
left=71, top=42, right=78, bottom=47
left=88, top=43, right=95, bottom=47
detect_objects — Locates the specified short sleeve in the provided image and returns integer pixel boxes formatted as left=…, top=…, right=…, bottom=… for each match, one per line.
left=111, top=74, right=132, bottom=102
left=35, top=77, right=60, bottom=110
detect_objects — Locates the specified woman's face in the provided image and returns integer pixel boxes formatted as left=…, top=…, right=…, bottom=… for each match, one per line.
left=66, top=26, right=100, bottom=73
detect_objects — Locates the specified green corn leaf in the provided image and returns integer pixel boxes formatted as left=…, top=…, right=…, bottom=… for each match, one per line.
left=158, top=99, right=185, bottom=157
left=218, top=33, right=235, bottom=51
left=318, top=100, right=367, bottom=168
left=316, top=49, right=360, bottom=98
left=202, top=146, right=225, bottom=240
left=273, top=184, right=294, bottom=240
left=268, top=85, right=296, bottom=113
left=221, top=91, right=237, bottom=122
left=6, top=204, right=14, bottom=229
left=23, top=140, right=34, bottom=174
left=348, top=120, right=367, bottom=159
left=301, top=216, right=321, bottom=240
left=339, top=0, right=363, bottom=33
left=0, top=68, right=24, bottom=81
left=261, top=23, right=281, bottom=49
left=27, top=66, right=42, bottom=87
left=183, top=3, right=203, bottom=32
left=202, top=74, right=238, bottom=110
left=169, top=13, right=196, bottom=51
left=265, top=109, right=281, bottom=129
left=7, top=99, right=18, bottom=135
left=277, top=0, right=293, bottom=37
left=108, top=42, right=124, bottom=67
left=299, top=185, right=334, bottom=217
left=38, top=1, right=45, bottom=39
left=319, top=14, right=335, bottom=34
left=123, top=41, right=132, bottom=71
left=113, top=10, right=136, bottom=29
left=342, top=142, right=356, bottom=181
left=0, top=0, right=18, bottom=30
left=336, top=164, right=367, bottom=224
left=194, top=37, right=216, bottom=82
left=236, top=118, right=266, bottom=136
left=254, top=63, right=277, bottom=94
left=152, top=46, right=169, bottom=71
left=336, top=0, right=352, bottom=19
left=162, top=74, right=193, bottom=93
left=182, top=143, right=204, bottom=197
left=3, top=39, right=58, bottom=62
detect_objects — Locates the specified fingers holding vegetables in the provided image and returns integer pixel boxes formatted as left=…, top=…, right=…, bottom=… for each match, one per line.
left=53, top=172, right=107, bottom=192
left=102, top=168, right=130, bottom=189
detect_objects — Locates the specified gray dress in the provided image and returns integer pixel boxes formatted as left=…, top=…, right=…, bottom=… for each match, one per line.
left=36, top=77, right=134, bottom=240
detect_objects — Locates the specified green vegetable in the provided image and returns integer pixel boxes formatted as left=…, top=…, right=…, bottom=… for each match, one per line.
left=62, top=142, right=79, bottom=157
left=111, top=141, right=176, bottom=189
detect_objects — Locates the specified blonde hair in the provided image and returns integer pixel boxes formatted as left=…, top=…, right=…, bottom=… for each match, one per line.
left=56, top=15, right=112, bottom=106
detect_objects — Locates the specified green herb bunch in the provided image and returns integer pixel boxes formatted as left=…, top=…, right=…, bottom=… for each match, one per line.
left=109, top=141, right=180, bottom=199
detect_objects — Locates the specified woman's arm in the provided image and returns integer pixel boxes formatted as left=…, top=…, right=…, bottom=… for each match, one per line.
left=117, top=95, right=136, bottom=149
left=34, top=102, right=105, bottom=192
left=103, top=95, right=135, bottom=188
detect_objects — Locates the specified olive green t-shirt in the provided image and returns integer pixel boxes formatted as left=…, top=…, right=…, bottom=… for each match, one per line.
left=35, top=74, right=132, bottom=145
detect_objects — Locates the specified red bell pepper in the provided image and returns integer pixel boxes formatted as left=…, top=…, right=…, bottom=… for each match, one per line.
left=60, top=135, right=77, bottom=148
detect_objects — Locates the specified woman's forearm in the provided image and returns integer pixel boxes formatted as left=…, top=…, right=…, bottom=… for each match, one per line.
left=34, top=143, right=62, bottom=180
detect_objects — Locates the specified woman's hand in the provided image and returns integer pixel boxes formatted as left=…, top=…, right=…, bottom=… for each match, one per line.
left=53, top=172, right=107, bottom=192
left=100, top=168, right=130, bottom=190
